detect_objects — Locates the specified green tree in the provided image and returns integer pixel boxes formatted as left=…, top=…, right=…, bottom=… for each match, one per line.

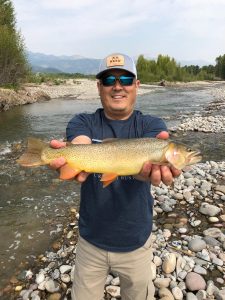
left=215, top=55, right=225, bottom=79
left=0, top=0, right=30, bottom=87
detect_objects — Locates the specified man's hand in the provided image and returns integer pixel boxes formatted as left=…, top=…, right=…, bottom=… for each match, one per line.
left=50, top=137, right=90, bottom=183
left=135, top=131, right=181, bottom=186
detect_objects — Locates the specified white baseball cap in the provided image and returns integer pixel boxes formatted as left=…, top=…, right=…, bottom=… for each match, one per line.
left=96, top=53, right=137, bottom=79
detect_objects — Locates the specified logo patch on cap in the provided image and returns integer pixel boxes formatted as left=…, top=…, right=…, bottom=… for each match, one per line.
left=106, top=55, right=125, bottom=67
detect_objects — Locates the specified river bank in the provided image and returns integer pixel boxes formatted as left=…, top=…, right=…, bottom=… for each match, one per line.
left=1, top=79, right=224, bottom=112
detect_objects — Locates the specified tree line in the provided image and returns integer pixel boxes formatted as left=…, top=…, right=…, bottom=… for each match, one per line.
left=0, top=0, right=30, bottom=87
left=136, top=54, right=225, bottom=83
left=0, top=0, right=225, bottom=88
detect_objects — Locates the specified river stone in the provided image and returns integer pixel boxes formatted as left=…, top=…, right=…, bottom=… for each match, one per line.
left=59, top=265, right=72, bottom=274
left=185, top=272, right=206, bottom=291
left=196, top=290, right=207, bottom=299
left=105, top=274, right=114, bottom=285
left=186, top=292, right=198, bottom=300
left=208, top=216, right=219, bottom=223
left=158, top=287, right=174, bottom=300
left=214, top=290, right=225, bottom=300
left=203, top=227, right=222, bottom=238
left=111, top=276, right=120, bottom=286
left=172, top=286, right=183, bottom=300
left=162, top=253, right=177, bottom=274
left=188, top=238, right=207, bottom=252
left=154, top=277, right=171, bottom=288
left=106, top=285, right=120, bottom=298
left=199, top=203, right=220, bottom=216
left=153, top=255, right=162, bottom=266
left=193, top=265, right=207, bottom=275
left=47, top=293, right=61, bottom=300
left=45, top=279, right=60, bottom=293
left=35, top=272, right=45, bottom=284
left=215, top=185, right=225, bottom=194
left=60, top=273, right=71, bottom=283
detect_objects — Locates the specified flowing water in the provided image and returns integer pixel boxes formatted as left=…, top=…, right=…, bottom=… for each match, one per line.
left=0, top=84, right=224, bottom=288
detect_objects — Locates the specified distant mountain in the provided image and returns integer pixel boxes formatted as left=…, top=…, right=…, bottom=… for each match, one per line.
left=27, top=52, right=101, bottom=74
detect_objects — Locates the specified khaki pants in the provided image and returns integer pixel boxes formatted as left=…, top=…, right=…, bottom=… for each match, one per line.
left=71, top=235, right=155, bottom=300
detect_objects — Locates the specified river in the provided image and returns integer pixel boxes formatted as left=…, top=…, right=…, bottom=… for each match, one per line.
left=0, top=83, right=224, bottom=289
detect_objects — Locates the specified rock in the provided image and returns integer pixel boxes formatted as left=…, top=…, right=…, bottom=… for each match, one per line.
left=196, top=290, right=207, bottom=299
left=154, top=278, right=171, bottom=288
left=105, top=274, right=114, bottom=285
left=35, top=272, right=45, bottom=284
left=172, top=286, right=183, bottom=300
left=106, top=285, right=120, bottom=298
left=185, top=272, right=206, bottom=291
left=158, top=287, right=174, bottom=300
left=15, top=285, right=23, bottom=292
left=47, top=293, right=61, bottom=300
left=162, top=253, right=177, bottom=274
left=215, top=185, right=225, bottom=194
left=59, top=265, right=72, bottom=274
left=111, top=276, right=120, bottom=286
left=186, top=292, right=198, bottom=300
left=193, top=265, right=207, bottom=275
left=203, top=228, right=223, bottom=238
left=214, top=289, right=225, bottom=300
left=199, top=203, right=220, bottom=216
left=188, top=238, right=207, bottom=252
left=45, top=279, right=60, bottom=293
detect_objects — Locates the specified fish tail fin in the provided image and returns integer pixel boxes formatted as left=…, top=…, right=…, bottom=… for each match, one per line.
left=17, top=138, right=48, bottom=167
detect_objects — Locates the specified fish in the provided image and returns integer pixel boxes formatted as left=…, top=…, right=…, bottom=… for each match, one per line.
left=17, top=137, right=202, bottom=187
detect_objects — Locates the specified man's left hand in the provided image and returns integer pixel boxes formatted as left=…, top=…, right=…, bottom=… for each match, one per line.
left=135, top=131, right=181, bottom=186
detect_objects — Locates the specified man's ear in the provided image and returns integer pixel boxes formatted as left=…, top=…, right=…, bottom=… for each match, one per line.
left=135, top=79, right=140, bottom=88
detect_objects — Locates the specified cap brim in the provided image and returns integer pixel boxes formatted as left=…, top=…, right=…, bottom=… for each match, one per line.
left=96, top=68, right=136, bottom=79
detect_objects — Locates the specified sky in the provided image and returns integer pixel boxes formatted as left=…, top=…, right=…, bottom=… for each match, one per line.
left=13, top=0, right=225, bottom=64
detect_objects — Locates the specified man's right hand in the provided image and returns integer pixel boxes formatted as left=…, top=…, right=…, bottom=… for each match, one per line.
left=50, top=137, right=90, bottom=183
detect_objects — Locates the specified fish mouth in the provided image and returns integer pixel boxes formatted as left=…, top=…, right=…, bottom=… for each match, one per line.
left=188, top=150, right=202, bottom=164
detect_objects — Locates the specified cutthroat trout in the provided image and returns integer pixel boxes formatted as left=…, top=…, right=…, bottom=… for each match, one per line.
left=17, top=137, right=202, bottom=187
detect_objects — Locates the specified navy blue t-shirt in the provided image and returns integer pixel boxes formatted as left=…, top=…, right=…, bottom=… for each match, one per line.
left=66, top=108, right=167, bottom=252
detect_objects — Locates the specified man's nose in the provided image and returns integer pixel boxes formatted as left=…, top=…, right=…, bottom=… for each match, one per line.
left=113, top=79, right=123, bottom=89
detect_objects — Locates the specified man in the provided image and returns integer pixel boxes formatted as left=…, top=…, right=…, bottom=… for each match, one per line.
left=51, top=53, right=180, bottom=300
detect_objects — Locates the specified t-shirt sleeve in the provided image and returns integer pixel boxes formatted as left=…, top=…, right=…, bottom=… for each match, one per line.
left=142, top=115, right=168, bottom=138
left=66, top=114, right=92, bottom=141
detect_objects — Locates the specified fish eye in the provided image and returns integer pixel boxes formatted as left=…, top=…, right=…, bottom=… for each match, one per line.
left=187, top=148, right=193, bottom=152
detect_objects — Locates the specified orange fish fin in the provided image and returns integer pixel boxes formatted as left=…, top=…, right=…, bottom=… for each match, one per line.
left=17, top=137, right=47, bottom=167
left=100, top=173, right=118, bottom=187
left=59, top=164, right=81, bottom=180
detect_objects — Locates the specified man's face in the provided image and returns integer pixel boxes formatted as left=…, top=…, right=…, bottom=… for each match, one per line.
left=97, top=69, right=140, bottom=120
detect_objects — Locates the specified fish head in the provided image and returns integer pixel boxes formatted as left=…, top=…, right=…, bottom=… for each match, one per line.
left=165, top=142, right=202, bottom=170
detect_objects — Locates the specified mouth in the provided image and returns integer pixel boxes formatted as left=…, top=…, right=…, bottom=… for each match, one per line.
left=189, top=150, right=202, bottom=163
left=111, top=95, right=126, bottom=100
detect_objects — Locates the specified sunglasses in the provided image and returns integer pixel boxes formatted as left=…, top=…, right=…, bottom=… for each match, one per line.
left=101, top=75, right=135, bottom=87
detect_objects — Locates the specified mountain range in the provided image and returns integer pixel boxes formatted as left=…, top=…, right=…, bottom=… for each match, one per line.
left=27, top=52, right=214, bottom=74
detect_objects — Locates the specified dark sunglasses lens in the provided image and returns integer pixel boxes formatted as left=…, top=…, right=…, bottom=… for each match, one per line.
left=119, top=76, right=134, bottom=86
left=101, top=76, right=116, bottom=86
left=101, top=75, right=134, bottom=86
